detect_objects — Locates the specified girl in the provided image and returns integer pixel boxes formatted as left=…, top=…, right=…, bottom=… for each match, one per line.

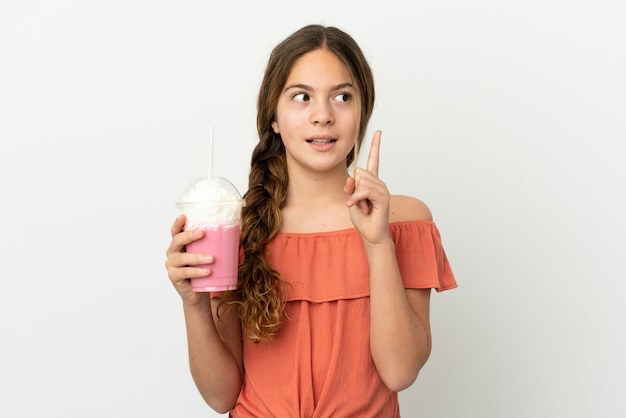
left=165, top=24, right=456, bottom=417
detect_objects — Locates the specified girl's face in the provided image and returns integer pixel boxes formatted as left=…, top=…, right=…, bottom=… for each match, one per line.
left=271, top=48, right=361, bottom=175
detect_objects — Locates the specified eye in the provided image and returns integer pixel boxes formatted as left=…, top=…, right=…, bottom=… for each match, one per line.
left=334, top=92, right=352, bottom=102
left=292, top=92, right=310, bottom=102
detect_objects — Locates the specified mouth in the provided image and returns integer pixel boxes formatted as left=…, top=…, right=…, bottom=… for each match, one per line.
left=306, top=138, right=337, bottom=144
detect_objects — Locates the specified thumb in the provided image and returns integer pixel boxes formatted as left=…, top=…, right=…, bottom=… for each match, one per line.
left=344, top=176, right=355, bottom=194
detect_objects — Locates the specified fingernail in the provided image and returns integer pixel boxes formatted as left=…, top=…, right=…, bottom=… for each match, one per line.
left=204, top=255, right=213, bottom=262
left=194, top=230, right=203, bottom=237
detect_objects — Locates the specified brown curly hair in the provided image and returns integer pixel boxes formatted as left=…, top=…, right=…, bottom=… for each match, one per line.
left=222, top=24, right=375, bottom=341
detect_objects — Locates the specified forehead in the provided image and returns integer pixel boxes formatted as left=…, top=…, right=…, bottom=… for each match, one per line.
left=286, top=49, right=354, bottom=86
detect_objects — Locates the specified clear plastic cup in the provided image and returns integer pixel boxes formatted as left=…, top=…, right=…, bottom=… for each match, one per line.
left=175, top=176, right=245, bottom=292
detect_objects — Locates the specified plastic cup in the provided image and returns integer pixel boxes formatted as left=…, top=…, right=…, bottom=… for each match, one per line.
left=175, top=176, right=245, bottom=292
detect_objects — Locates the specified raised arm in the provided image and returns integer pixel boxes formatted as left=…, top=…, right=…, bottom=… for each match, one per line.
left=345, top=132, right=432, bottom=391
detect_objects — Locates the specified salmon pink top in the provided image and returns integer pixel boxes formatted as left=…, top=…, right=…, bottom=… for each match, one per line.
left=230, top=220, right=456, bottom=417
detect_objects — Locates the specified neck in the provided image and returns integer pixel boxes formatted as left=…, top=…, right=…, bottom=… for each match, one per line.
left=285, top=165, right=349, bottom=208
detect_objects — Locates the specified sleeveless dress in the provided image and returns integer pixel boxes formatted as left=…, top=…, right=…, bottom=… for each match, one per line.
left=230, top=220, right=457, bottom=417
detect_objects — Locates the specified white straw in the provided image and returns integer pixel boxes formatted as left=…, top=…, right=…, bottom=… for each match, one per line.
left=208, top=125, right=215, bottom=179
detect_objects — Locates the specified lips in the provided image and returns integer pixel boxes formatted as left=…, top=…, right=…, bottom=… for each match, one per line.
left=306, top=138, right=337, bottom=144
left=305, top=136, right=337, bottom=152
left=306, top=134, right=337, bottom=144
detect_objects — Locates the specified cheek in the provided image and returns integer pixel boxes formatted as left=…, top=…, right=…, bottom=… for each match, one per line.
left=280, top=117, right=305, bottom=135
left=349, top=113, right=361, bottom=136
left=345, top=104, right=361, bottom=126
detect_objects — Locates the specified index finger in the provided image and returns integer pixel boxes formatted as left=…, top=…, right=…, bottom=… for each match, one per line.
left=170, top=214, right=186, bottom=238
left=366, top=130, right=382, bottom=176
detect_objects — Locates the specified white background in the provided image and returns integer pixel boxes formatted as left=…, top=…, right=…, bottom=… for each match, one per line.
left=1, top=1, right=625, bottom=417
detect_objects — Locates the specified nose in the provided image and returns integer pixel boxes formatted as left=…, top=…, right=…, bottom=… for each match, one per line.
left=310, top=100, right=334, bottom=125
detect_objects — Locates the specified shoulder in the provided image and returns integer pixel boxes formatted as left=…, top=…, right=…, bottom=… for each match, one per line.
left=389, top=195, right=433, bottom=222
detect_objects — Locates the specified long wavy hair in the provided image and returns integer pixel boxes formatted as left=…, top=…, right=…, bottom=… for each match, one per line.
left=222, top=24, right=375, bottom=341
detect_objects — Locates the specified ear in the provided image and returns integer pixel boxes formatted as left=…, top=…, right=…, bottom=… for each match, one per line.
left=271, top=121, right=279, bottom=134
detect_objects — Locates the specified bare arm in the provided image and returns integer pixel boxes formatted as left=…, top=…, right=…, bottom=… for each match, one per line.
left=184, top=298, right=243, bottom=413
left=346, top=131, right=433, bottom=391
left=365, top=237, right=432, bottom=392
left=165, top=215, right=243, bottom=413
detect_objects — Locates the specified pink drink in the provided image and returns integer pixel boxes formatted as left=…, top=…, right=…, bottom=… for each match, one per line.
left=185, top=224, right=241, bottom=292
left=176, top=176, right=245, bottom=293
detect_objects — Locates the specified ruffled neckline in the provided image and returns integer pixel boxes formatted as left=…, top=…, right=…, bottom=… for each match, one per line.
left=276, top=219, right=436, bottom=238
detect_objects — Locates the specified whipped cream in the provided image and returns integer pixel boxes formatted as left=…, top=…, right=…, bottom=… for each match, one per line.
left=176, top=177, right=245, bottom=229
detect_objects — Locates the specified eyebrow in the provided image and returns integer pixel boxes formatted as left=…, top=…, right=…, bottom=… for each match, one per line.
left=283, top=82, right=355, bottom=92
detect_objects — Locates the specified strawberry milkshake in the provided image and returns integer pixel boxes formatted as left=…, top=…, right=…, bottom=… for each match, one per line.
left=176, top=176, right=245, bottom=292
